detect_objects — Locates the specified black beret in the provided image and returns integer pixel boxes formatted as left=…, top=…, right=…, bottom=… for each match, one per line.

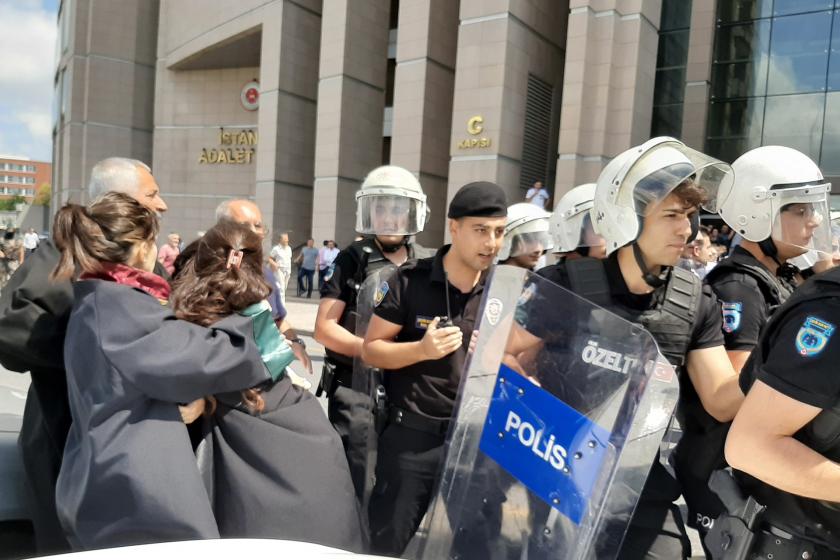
left=447, top=181, right=508, bottom=219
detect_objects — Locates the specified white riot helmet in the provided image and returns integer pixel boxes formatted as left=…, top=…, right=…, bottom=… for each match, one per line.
left=593, top=137, right=732, bottom=256
left=355, top=165, right=429, bottom=236
left=497, top=203, right=553, bottom=262
left=716, top=146, right=832, bottom=258
left=550, top=183, right=604, bottom=253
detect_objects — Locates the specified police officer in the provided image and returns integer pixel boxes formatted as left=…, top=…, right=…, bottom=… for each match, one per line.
left=360, top=181, right=508, bottom=556
left=675, top=146, right=833, bottom=544
left=313, top=165, right=430, bottom=500
left=507, top=137, right=742, bottom=559
left=710, top=223, right=840, bottom=558
left=497, top=202, right=553, bottom=270
left=549, top=182, right=607, bottom=262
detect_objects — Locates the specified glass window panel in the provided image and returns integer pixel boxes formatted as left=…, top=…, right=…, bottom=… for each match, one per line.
left=653, top=68, right=685, bottom=105
left=763, top=93, right=825, bottom=161
left=820, top=92, right=840, bottom=174
left=717, top=0, right=773, bottom=23
left=714, top=21, right=771, bottom=63
left=707, top=98, right=766, bottom=140
left=651, top=104, right=684, bottom=138
left=767, top=12, right=832, bottom=95
left=712, top=60, right=770, bottom=98
left=773, top=0, right=833, bottom=16
left=828, top=10, right=840, bottom=90
left=661, top=0, right=692, bottom=31
left=706, top=138, right=760, bottom=163
left=657, top=30, right=690, bottom=68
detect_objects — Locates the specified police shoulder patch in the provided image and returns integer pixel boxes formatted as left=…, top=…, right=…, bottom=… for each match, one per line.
left=721, top=302, right=743, bottom=334
left=373, top=281, right=390, bottom=307
left=795, top=316, right=836, bottom=357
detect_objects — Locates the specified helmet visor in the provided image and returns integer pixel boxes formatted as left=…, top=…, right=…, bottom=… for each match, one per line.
left=770, top=183, right=833, bottom=257
left=356, top=194, right=425, bottom=235
left=624, top=143, right=732, bottom=216
left=509, top=230, right=553, bottom=258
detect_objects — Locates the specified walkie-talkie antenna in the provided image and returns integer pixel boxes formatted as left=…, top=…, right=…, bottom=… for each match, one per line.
left=444, top=270, right=452, bottom=322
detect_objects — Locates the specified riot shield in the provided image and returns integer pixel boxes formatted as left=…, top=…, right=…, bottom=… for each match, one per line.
left=412, top=265, right=679, bottom=560
left=352, top=264, right=398, bottom=515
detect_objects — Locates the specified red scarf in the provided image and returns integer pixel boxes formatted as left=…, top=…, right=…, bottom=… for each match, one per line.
left=80, top=262, right=170, bottom=302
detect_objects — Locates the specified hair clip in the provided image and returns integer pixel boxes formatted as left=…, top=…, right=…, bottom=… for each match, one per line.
left=226, top=249, right=244, bottom=269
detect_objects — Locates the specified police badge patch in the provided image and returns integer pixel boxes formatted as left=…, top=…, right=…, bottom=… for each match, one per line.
left=795, top=316, right=836, bottom=357
left=721, top=302, right=743, bottom=333
left=373, top=281, right=390, bottom=307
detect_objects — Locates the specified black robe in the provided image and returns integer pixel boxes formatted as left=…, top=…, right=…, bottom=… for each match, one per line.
left=200, top=376, right=365, bottom=552
left=56, top=279, right=269, bottom=550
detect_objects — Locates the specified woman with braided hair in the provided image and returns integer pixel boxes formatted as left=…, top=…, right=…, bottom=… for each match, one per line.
left=170, top=222, right=364, bottom=552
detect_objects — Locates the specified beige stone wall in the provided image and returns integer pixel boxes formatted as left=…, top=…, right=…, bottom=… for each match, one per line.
left=681, top=0, right=716, bottom=152
left=554, top=0, right=662, bottom=200
left=312, top=0, right=391, bottom=247
left=52, top=0, right=158, bottom=209
left=446, top=0, right=567, bottom=218
left=391, top=0, right=459, bottom=247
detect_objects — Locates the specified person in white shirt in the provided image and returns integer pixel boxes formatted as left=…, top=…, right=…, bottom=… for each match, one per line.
left=23, top=228, right=40, bottom=258
left=269, top=232, right=293, bottom=306
left=317, top=240, right=340, bottom=292
left=525, top=180, right=550, bottom=209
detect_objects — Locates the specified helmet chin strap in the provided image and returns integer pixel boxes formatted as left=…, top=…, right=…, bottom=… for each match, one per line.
left=758, top=238, right=800, bottom=282
left=375, top=235, right=409, bottom=254
left=632, top=242, right=668, bottom=288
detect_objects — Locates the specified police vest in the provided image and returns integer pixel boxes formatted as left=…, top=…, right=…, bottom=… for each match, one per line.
left=328, top=238, right=423, bottom=367
left=565, top=258, right=699, bottom=369
left=740, top=267, right=840, bottom=544
left=705, top=249, right=793, bottom=317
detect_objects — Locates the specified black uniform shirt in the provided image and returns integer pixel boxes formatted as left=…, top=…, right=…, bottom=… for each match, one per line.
left=320, top=246, right=360, bottom=305
left=740, top=299, right=840, bottom=409
left=532, top=253, right=724, bottom=351
left=707, top=246, right=788, bottom=351
left=373, top=245, right=484, bottom=420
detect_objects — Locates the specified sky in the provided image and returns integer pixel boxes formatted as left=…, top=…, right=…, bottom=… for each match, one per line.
left=0, top=0, right=59, bottom=162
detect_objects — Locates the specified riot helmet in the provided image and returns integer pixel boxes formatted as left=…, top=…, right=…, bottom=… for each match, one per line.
left=550, top=183, right=605, bottom=257
left=355, top=165, right=428, bottom=237
left=593, top=137, right=732, bottom=286
left=498, top=203, right=552, bottom=267
left=716, top=146, right=832, bottom=262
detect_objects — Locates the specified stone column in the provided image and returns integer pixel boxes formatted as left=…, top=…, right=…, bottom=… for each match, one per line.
left=390, top=0, right=459, bottom=248
left=446, top=0, right=567, bottom=214
left=554, top=0, right=662, bottom=198
left=312, top=0, right=391, bottom=247
left=255, top=0, right=322, bottom=243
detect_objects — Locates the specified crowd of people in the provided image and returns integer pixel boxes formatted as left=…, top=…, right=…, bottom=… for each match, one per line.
left=0, top=137, right=838, bottom=560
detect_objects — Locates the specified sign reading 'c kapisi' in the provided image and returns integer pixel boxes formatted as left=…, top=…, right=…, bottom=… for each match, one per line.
left=198, top=128, right=258, bottom=164
left=457, top=115, right=492, bottom=149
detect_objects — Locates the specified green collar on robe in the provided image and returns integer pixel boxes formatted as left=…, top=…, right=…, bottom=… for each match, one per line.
left=239, top=300, right=294, bottom=382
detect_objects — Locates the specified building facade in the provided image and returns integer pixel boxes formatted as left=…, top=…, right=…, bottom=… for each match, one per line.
left=50, top=0, right=840, bottom=248
left=0, top=157, right=51, bottom=201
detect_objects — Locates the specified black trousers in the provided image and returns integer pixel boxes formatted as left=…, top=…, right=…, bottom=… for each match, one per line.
left=368, top=423, right=445, bottom=556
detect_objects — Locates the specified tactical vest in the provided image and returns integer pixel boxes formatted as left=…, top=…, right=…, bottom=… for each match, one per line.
left=705, top=248, right=794, bottom=317
left=328, top=238, right=416, bottom=367
left=565, top=258, right=699, bottom=369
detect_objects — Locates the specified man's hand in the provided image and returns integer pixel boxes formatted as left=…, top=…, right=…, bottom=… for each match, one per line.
left=420, top=317, right=463, bottom=360
left=178, top=398, right=206, bottom=424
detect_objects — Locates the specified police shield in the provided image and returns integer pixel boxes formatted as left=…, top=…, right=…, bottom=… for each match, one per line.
left=411, top=265, right=679, bottom=560
left=351, top=264, right=397, bottom=513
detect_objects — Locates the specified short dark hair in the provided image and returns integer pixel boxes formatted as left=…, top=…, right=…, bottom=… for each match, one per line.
left=671, top=178, right=708, bottom=209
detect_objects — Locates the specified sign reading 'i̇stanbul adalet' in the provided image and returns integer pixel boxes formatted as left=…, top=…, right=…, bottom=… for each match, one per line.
left=198, top=128, right=258, bottom=164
